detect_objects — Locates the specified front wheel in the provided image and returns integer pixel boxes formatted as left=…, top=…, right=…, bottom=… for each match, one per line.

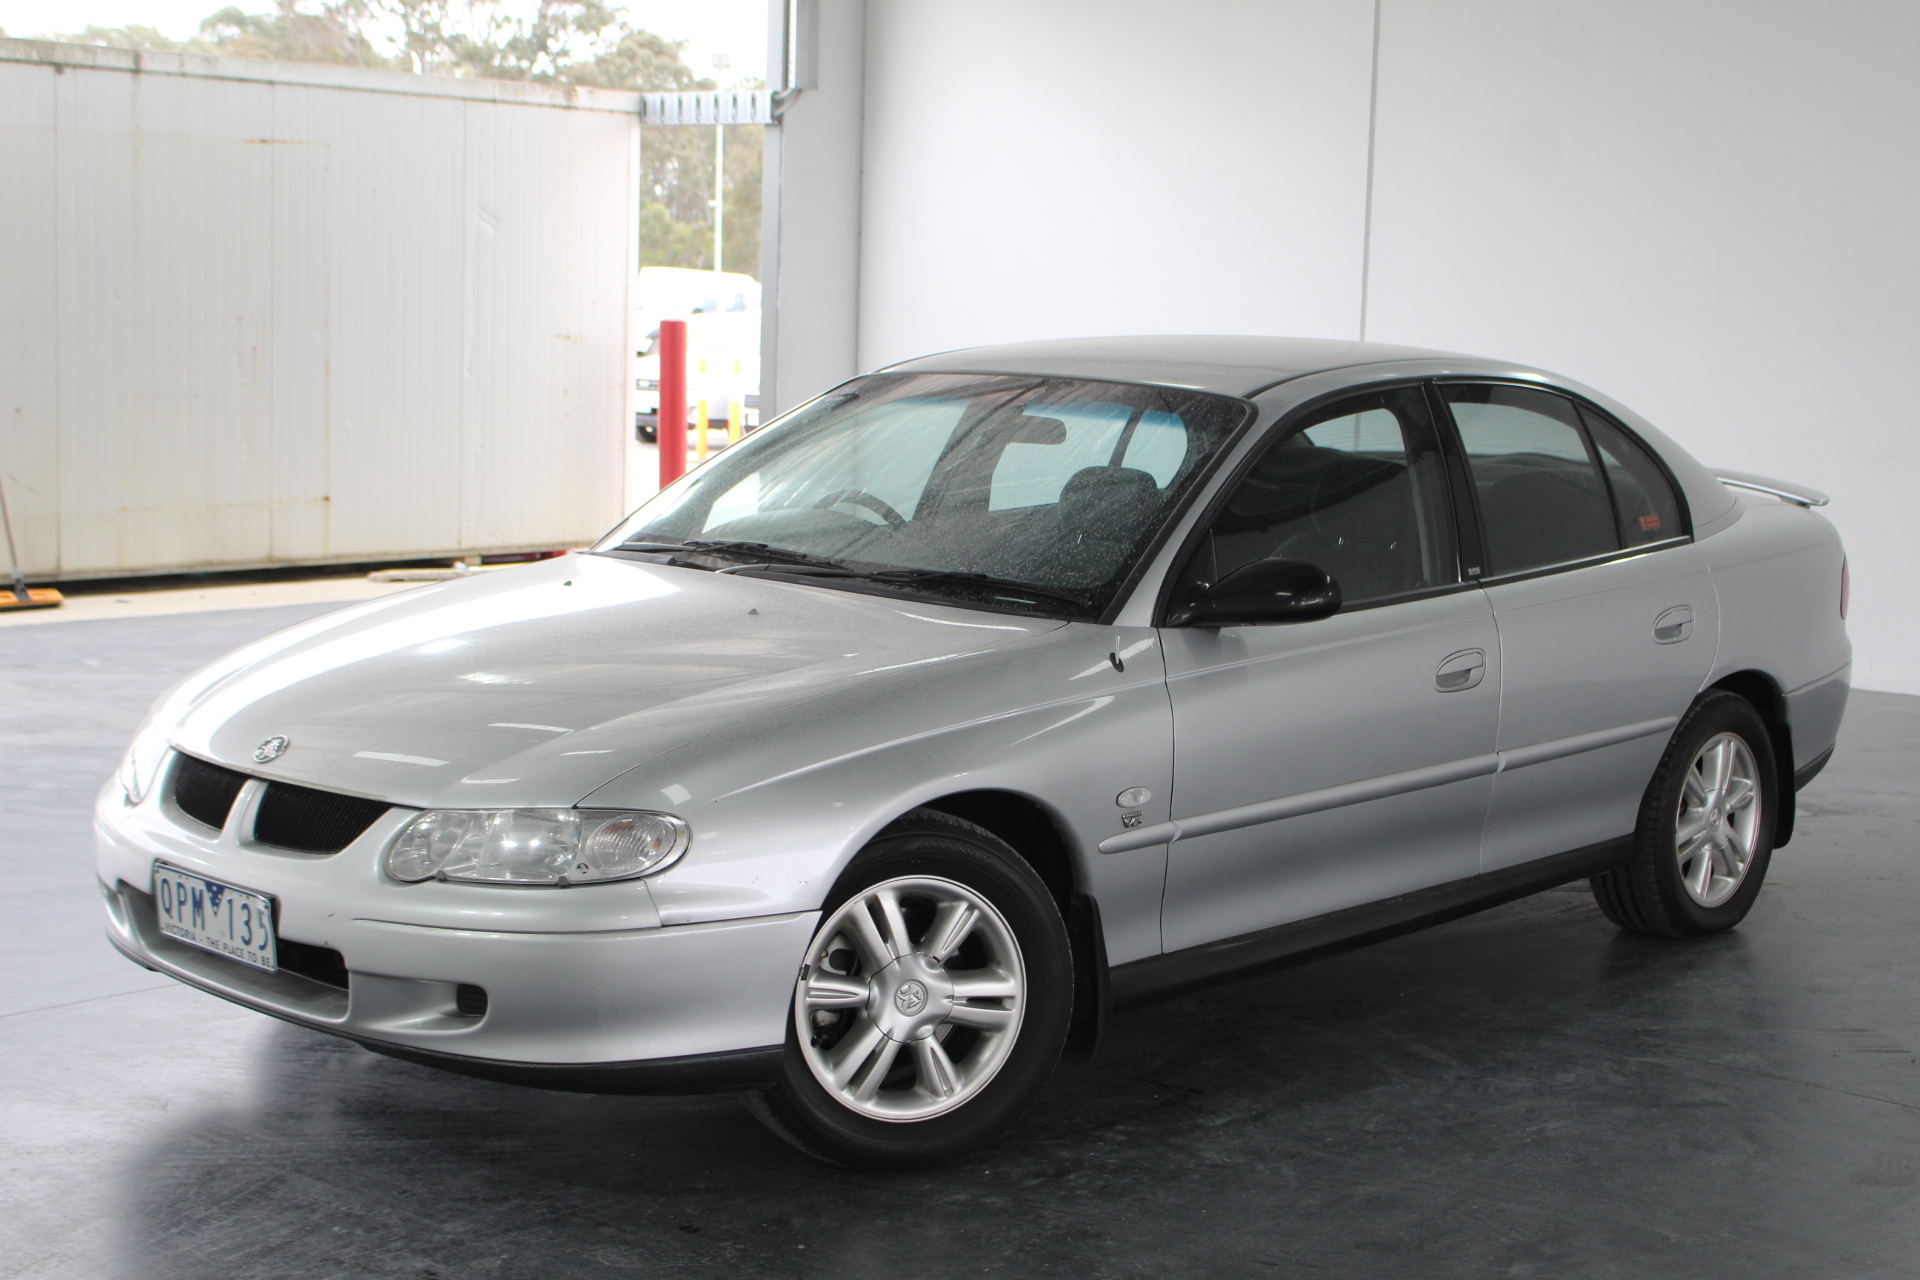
left=1591, top=690, right=1778, bottom=937
left=745, top=809, right=1072, bottom=1168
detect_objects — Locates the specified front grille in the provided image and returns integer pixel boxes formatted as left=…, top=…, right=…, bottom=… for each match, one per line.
left=172, top=754, right=248, bottom=832
left=254, top=781, right=390, bottom=854
left=277, top=939, right=349, bottom=990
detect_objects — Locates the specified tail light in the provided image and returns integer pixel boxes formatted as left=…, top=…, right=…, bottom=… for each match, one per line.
left=1840, top=556, right=1850, bottom=619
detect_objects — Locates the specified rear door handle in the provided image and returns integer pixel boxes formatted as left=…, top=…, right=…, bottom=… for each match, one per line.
left=1654, top=605, right=1693, bottom=644
left=1435, top=648, right=1486, bottom=692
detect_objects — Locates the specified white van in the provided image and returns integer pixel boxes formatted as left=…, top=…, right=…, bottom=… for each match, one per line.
left=633, top=267, right=762, bottom=443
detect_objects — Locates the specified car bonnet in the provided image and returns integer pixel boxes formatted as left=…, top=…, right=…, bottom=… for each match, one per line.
left=156, top=553, right=1063, bottom=808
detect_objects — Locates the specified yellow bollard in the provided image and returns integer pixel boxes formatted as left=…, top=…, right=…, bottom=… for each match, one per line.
left=727, top=360, right=744, bottom=443
left=696, top=399, right=710, bottom=461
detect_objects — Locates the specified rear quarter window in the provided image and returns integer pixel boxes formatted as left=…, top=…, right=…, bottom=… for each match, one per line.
left=1577, top=405, right=1685, bottom=548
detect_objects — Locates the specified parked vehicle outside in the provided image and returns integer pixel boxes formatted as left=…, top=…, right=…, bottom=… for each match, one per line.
left=101, top=336, right=1850, bottom=1167
left=632, top=266, right=761, bottom=442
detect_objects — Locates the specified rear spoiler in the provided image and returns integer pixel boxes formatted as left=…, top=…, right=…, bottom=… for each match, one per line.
left=1713, top=469, right=1829, bottom=508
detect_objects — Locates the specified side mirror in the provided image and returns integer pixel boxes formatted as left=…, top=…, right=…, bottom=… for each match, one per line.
left=1169, top=558, right=1341, bottom=627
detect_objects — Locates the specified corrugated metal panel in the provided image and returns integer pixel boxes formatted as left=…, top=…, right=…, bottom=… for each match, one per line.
left=0, top=61, right=59, bottom=579
left=0, top=39, right=634, bottom=578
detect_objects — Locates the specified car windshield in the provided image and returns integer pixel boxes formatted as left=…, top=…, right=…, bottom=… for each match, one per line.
left=593, top=372, right=1252, bottom=619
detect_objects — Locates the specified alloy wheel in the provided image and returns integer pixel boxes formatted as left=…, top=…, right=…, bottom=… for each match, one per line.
left=794, top=875, right=1026, bottom=1122
left=1675, top=731, right=1763, bottom=908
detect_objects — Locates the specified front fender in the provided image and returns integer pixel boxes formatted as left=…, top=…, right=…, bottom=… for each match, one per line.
left=579, top=623, right=1175, bottom=967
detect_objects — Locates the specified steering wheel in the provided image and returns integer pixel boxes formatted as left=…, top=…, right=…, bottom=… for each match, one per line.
left=812, top=489, right=907, bottom=528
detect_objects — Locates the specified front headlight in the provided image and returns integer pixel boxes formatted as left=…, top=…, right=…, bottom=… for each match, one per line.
left=117, top=726, right=170, bottom=805
left=385, top=809, right=690, bottom=886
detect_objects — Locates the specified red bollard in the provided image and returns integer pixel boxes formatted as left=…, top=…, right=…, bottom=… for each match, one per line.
left=657, top=318, right=688, bottom=487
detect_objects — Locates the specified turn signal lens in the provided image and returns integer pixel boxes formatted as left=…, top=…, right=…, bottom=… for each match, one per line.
left=385, top=808, right=689, bottom=886
left=1840, top=556, right=1850, bottom=619
left=117, top=726, right=171, bottom=805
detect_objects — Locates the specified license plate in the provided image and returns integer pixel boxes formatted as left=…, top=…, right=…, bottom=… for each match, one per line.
left=152, top=863, right=277, bottom=971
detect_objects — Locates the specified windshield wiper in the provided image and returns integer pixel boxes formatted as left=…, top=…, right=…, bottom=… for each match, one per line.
left=713, top=554, right=1090, bottom=608
left=845, top=568, right=1093, bottom=610
left=613, top=538, right=854, bottom=573
left=682, top=541, right=856, bottom=572
left=616, top=538, right=1090, bottom=611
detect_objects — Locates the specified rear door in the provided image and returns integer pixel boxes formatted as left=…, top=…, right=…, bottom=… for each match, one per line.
left=1433, top=383, right=1717, bottom=872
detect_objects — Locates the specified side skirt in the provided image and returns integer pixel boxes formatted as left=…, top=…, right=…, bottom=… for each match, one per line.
left=1109, top=836, right=1633, bottom=1008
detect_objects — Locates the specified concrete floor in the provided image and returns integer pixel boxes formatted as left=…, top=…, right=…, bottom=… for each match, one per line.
left=3, top=605, right=1916, bottom=1279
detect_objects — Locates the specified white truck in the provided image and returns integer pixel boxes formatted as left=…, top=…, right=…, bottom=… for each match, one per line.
left=632, top=267, right=762, bottom=443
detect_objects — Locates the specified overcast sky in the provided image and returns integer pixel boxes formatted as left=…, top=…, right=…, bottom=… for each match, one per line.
left=0, top=0, right=768, bottom=82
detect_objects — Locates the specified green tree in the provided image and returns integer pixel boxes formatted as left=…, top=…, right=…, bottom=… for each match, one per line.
left=371, top=0, right=637, bottom=82
left=199, top=2, right=391, bottom=66
left=639, top=119, right=761, bottom=275
left=51, top=2, right=390, bottom=66
left=37, top=22, right=192, bottom=51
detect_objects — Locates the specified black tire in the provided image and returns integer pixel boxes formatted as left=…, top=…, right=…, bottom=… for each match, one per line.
left=744, top=808, right=1072, bottom=1168
left=1591, top=690, right=1778, bottom=937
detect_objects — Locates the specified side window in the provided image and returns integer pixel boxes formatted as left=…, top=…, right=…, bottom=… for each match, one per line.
left=1188, top=386, right=1457, bottom=607
left=1441, top=384, right=1618, bottom=577
left=1578, top=405, right=1684, bottom=548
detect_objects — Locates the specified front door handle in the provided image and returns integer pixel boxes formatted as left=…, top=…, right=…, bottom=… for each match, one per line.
left=1435, top=648, right=1486, bottom=692
left=1654, top=605, right=1693, bottom=644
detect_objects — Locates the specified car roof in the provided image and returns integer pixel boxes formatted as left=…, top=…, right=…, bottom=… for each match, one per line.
left=881, top=334, right=1477, bottom=398
left=882, top=333, right=1745, bottom=534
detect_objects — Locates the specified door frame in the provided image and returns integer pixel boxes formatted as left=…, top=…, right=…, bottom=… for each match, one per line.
left=1423, top=378, right=1699, bottom=591
left=1148, top=375, right=1480, bottom=625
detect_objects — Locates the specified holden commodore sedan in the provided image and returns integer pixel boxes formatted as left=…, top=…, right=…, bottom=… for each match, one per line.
left=100, top=336, right=1851, bottom=1167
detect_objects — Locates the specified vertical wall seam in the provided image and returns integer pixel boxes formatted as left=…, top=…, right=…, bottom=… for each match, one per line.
left=458, top=98, right=470, bottom=550
left=50, top=62, right=62, bottom=576
left=1358, top=0, right=1383, bottom=342
left=850, top=0, right=867, bottom=375
left=268, top=83, right=278, bottom=555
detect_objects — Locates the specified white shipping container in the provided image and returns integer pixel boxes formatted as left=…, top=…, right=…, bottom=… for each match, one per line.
left=0, top=40, right=638, bottom=579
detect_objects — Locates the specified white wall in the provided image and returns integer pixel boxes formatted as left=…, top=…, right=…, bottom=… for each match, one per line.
left=0, top=41, right=635, bottom=579
left=1363, top=0, right=1920, bottom=694
left=856, top=1, right=1920, bottom=693
left=859, top=0, right=1377, bottom=369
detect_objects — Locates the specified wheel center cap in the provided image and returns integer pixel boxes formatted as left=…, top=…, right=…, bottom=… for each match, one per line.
left=871, top=955, right=953, bottom=1041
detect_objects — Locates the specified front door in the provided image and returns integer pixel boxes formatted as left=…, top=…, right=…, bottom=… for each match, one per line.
left=1159, top=386, right=1501, bottom=953
left=1435, top=383, right=1718, bottom=871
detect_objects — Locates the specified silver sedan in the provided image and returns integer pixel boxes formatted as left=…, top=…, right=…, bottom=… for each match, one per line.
left=99, top=336, right=1851, bottom=1167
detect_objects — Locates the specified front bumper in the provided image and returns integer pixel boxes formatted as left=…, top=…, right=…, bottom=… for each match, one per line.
left=96, top=772, right=814, bottom=1093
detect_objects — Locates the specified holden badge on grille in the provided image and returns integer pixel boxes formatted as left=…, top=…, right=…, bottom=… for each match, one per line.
left=254, top=735, right=291, bottom=763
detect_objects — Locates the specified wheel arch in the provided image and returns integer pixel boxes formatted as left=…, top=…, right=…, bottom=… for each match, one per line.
left=916, top=788, right=1108, bottom=1059
left=918, top=789, right=1080, bottom=909
left=1707, top=669, right=1797, bottom=846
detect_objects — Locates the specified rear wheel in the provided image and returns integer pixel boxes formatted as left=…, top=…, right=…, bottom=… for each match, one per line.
left=1591, top=690, right=1777, bottom=937
left=745, top=809, right=1072, bottom=1168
